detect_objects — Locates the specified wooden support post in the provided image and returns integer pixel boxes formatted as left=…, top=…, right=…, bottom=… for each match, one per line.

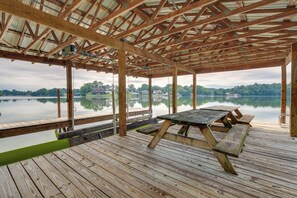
left=291, top=43, right=297, bottom=137
left=118, top=49, right=127, bottom=136
left=168, top=83, right=171, bottom=114
left=193, top=74, right=197, bottom=109
left=66, top=62, right=73, bottom=127
left=172, top=68, right=177, bottom=113
left=281, top=64, right=287, bottom=124
left=57, top=89, right=61, bottom=118
left=148, top=77, right=152, bottom=113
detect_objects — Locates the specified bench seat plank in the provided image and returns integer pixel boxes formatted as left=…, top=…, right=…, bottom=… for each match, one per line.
left=136, top=123, right=162, bottom=134
left=213, top=124, right=249, bottom=158
left=237, top=114, right=254, bottom=124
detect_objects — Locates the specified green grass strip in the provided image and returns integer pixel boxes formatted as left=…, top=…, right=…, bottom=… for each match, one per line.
left=0, top=139, right=70, bottom=166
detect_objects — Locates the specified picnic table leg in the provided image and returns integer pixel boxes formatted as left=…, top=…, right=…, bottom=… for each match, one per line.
left=227, top=112, right=238, bottom=125
left=221, top=116, right=233, bottom=128
left=234, top=109, right=243, bottom=119
left=199, top=126, right=238, bottom=175
left=178, top=125, right=190, bottom=137
left=148, top=120, right=172, bottom=149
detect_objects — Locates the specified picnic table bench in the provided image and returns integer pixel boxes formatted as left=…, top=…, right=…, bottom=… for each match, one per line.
left=201, top=105, right=254, bottom=126
left=147, top=109, right=250, bottom=175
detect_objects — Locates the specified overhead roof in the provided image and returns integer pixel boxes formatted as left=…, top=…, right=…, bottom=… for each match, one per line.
left=0, top=0, right=295, bottom=77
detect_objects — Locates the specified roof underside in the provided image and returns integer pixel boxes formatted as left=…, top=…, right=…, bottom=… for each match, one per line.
left=0, top=0, right=296, bottom=78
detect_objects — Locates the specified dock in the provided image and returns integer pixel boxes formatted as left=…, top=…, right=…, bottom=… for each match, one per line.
left=0, top=110, right=150, bottom=138
left=1, top=124, right=297, bottom=198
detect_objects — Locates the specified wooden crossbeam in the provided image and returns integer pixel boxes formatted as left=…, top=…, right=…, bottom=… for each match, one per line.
left=133, top=0, right=279, bottom=45
left=0, top=0, right=195, bottom=74
left=150, top=59, right=284, bottom=78
left=22, top=28, right=50, bottom=54
left=156, top=11, right=297, bottom=54
left=90, top=0, right=145, bottom=29
left=0, top=13, right=12, bottom=40
left=117, top=0, right=217, bottom=38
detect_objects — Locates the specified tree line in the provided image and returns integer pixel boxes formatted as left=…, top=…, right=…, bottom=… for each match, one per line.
left=0, top=81, right=290, bottom=97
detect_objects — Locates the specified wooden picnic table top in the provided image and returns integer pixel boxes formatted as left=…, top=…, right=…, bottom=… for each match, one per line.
left=157, top=109, right=229, bottom=126
left=201, top=105, right=240, bottom=112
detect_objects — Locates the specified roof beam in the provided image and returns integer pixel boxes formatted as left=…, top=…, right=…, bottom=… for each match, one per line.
left=90, top=0, right=145, bottom=29
left=0, top=50, right=148, bottom=77
left=117, top=0, right=216, bottom=38
left=134, top=0, right=279, bottom=45
left=0, top=0, right=195, bottom=74
left=150, top=59, right=284, bottom=78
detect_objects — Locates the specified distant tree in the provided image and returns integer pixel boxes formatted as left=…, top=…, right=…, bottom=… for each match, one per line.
left=0, top=90, right=2, bottom=96
left=128, top=84, right=137, bottom=93
left=80, top=83, right=92, bottom=96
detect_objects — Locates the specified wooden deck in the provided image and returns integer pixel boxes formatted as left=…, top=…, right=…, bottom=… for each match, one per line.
left=1, top=124, right=297, bottom=198
left=0, top=110, right=149, bottom=138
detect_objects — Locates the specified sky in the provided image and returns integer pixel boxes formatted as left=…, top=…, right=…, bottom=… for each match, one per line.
left=0, top=58, right=291, bottom=91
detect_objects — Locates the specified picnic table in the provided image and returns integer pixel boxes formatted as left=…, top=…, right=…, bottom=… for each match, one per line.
left=148, top=109, right=250, bottom=175
left=201, top=105, right=254, bottom=126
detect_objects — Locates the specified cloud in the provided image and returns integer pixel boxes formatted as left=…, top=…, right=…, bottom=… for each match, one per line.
left=0, top=58, right=291, bottom=90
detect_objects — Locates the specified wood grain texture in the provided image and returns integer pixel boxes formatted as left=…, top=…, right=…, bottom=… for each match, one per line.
left=8, top=162, right=43, bottom=197
left=213, top=124, right=249, bottom=157
left=193, top=74, right=197, bottom=109
left=281, top=64, right=287, bottom=124
left=0, top=166, right=21, bottom=198
left=291, top=43, right=297, bottom=137
left=148, top=120, right=172, bottom=148
left=118, top=49, right=127, bottom=136
left=33, top=156, right=87, bottom=197
left=21, top=159, right=64, bottom=197
left=1, top=124, right=297, bottom=198
left=172, top=68, right=177, bottom=113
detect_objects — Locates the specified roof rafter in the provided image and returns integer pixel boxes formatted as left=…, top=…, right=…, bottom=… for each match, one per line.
left=0, top=0, right=195, bottom=74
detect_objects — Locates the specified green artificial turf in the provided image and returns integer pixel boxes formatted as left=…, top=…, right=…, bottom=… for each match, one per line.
left=0, top=139, right=70, bottom=166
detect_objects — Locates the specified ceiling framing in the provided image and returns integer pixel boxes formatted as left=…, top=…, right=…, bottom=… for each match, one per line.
left=0, top=0, right=296, bottom=78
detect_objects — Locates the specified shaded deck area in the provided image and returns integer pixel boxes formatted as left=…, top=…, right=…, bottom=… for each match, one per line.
left=1, top=124, right=297, bottom=198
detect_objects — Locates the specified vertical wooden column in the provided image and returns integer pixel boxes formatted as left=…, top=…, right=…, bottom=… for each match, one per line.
left=118, top=49, right=126, bottom=136
left=193, top=74, right=197, bottom=110
left=148, top=77, right=152, bottom=113
left=291, top=43, right=297, bottom=137
left=172, top=67, right=177, bottom=113
left=280, top=64, right=287, bottom=124
left=66, top=61, right=73, bottom=122
left=57, top=89, right=61, bottom=118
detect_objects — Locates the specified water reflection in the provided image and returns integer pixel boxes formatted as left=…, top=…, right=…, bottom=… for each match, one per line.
left=0, top=96, right=289, bottom=124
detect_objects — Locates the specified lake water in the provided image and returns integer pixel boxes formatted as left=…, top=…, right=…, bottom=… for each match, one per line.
left=0, top=96, right=290, bottom=152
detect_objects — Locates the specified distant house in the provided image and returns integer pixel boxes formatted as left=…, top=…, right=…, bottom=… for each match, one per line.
left=92, top=87, right=107, bottom=95
left=153, top=90, right=162, bottom=95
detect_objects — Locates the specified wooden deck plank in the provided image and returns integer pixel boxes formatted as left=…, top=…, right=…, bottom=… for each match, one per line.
left=0, top=166, right=21, bottom=198
left=126, top=132, right=297, bottom=197
left=76, top=144, right=197, bottom=197
left=1, top=124, right=297, bottom=198
left=66, top=146, right=159, bottom=198
left=8, top=162, right=43, bottom=197
left=53, top=150, right=134, bottom=198
left=86, top=140, right=237, bottom=198
left=33, top=155, right=87, bottom=198
left=100, top=136, right=270, bottom=197
left=43, top=153, right=109, bottom=198
left=135, top=130, right=297, bottom=175
left=57, top=147, right=191, bottom=198
left=132, top=130, right=297, bottom=181
left=21, top=159, right=65, bottom=198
